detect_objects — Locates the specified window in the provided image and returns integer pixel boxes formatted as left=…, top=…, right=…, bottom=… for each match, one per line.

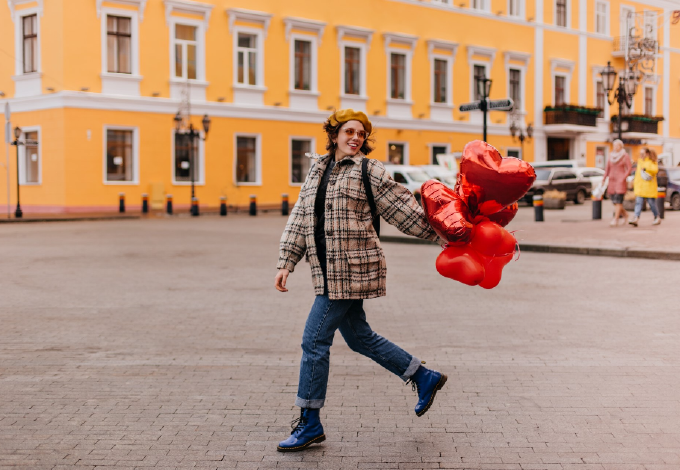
left=472, top=0, right=487, bottom=11
left=237, top=33, right=258, bottom=86
left=344, top=46, right=361, bottom=95
left=431, top=145, right=448, bottom=165
left=293, top=39, right=311, bottom=91
left=107, top=15, right=131, bottom=74
left=236, top=136, right=259, bottom=184
left=595, top=146, right=607, bottom=169
left=433, top=59, right=448, bottom=103
left=174, top=132, right=199, bottom=183
left=556, top=0, right=567, bottom=27
left=174, top=24, right=197, bottom=80
left=644, top=86, right=654, bottom=116
left=508, top=0, right=521, bottom=17
left=507, top=149, right=521, bottom=159
left=509, top=69, right=521, bottom=108
left=21, top=130, right=39, bottom=184
left=554, top=76, right=566, bottom=105
left=595, top=1, right=608, bottom=34
left=22, top=14, right=37, bottom=73
left=106, top=129, right=134, bottom=182
left=291, top=139, right=312, bottom=184
left=390, top=53, right=406, bottom=99
left=596, top=80, right=605, bottom=117
left=388, top=143, right=405, bottom=164
left=473, top=65, right=487, bottom=101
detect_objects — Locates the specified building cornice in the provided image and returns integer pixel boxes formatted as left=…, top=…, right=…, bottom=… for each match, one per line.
left=226, top=8, right=272, bottom=37
left=7, top=0, right=42, bottom=21
left=284, top=17, right=326, bottom=43
left=164, top=0, right=213, bottom=29
left=96, top=0, right=147, bottom=20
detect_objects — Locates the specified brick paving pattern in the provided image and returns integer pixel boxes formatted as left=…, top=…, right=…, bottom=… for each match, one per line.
left=1, top=217, right=679, bottom=469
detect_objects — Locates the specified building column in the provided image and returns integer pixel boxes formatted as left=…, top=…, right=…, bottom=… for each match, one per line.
left=533, top=0, right=546, bottom=161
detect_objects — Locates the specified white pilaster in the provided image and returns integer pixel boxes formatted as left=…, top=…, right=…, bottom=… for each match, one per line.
left=534, top=0, right=546, bottom=161
left=663, top=8, right=670, bottom=138
left=578, top=0, right=587, bottom=105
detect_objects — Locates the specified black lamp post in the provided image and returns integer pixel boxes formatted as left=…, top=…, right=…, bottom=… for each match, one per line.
left=600, top=61, right=638, bottom=141
left=11, top=126, right=22, bottom=218
left=174, top=112, right=211, bottom=216
left=510, top=119, right=533, bottom=159
left=476, top=76, right=493, bottom=142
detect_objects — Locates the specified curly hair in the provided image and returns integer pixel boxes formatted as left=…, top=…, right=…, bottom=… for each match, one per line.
left=323, top=118, right=375, bottom=156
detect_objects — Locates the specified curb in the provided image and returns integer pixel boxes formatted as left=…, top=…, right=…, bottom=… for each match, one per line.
left=379, top=235, right=680, bottom=262
left=0, top=215, right=141, bottom=223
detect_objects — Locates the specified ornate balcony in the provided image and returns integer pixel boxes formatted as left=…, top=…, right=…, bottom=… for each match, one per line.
left=544, top=105, right=601, bottom=127
left=611, top=114, right=664, bottom=135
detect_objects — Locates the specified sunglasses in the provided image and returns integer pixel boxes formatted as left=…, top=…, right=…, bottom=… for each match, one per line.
left=342, top=128, right=368, bottom=140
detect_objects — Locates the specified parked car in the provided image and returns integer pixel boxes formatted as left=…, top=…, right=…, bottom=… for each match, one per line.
left=524, top=168, right=592, bottom=204
left=662, top=167, right=680, bottom=210
left=383, top=164, right=432, bottom=203
left=531, top=159, right=587, bottom=170
left=417, top=165, right=457, bottom=188
left=574, top=167, right=607, bottom=198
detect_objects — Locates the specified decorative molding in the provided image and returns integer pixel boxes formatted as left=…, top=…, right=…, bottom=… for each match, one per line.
left=96, top=0, right=146, bottom=20
left=504, top=50, right=531, bottom=66
left=551, top=58, right=576, bottom=74
left=336, top=25, right=374, bottom=50
left=7, top=0, right=43, bottom=20
left=284, top=17, right=326, bottom=43
left=164, top=0, right=213, bottom=29
left=383, top=32, right=418, bottom=50
left=427, top=39, right=458, bottom=57
left=467, top=45, right=496, bottom=63
left=226, top=8, right=272, bottom=37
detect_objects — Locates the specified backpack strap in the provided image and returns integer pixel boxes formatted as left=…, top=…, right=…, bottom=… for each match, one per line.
left=361, top=158, right=381, bottom=237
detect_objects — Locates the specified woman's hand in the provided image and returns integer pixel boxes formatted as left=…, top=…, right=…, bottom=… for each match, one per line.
left=275, top=269, right=290, bottom=292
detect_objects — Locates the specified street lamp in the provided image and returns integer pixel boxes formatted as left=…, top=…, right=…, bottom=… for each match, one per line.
left=600, top=61, right=637, bottom=141
left=11, top=126, right=22, bottom=218
left=509, top=118, right=533, bottom=160
left=475, top=76, right=493, bottom=142
left=174, top=112, right=211, bottom=216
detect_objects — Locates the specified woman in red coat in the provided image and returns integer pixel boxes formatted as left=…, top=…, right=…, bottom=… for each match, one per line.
left=603, top=139, right=632, bottom=226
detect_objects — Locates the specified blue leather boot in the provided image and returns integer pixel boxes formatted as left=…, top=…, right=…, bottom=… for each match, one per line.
left=407, top=366, right=447, bottom=417
left=277, top=408, right=326, bottom=452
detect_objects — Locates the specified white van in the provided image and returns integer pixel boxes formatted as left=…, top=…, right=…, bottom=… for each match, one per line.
left=383, top=164, right=432, bottom=203
left=531, top=160, right=587, bottom=169
left=418, top=165, right=457, bottom=189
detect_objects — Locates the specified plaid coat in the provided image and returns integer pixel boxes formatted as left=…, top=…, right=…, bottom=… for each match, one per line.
left=277, top=152, right=440, bottom=299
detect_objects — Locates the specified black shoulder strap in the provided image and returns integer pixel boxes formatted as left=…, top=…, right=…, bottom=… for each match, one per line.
left=361, top=158, right=381, bottom=237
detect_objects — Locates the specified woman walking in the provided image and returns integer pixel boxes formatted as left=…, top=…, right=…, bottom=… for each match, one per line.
left=275, top=109, right=447, bottom=452
left=603, top=139, right=632, bottom=226
left=629, top=148, right=661, bottom=226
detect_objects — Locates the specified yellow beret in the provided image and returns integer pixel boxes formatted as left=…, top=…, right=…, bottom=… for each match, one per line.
left=329, top=109, right=372, bottom=136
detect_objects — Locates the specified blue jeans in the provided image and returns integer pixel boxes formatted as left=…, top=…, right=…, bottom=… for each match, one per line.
left=634, top=197, right=659, bottom=218
left=295, top=295, right=422, bottom=408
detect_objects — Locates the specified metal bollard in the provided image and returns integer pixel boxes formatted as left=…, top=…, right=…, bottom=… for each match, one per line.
left=220, top=196, right=227, bottom=216
left=282, top=193, right=289, bottom=216
left=592, top=196, right=602, bottom=220
left=191, top=197, right=199, bottom=217
left=249, top=195, right=257, bottom=216
left=657, top=187, right=665, bottom=219
left=119, top=193, right=125, bottom=213
left=142, top=193, right=149, bottom=214
left=166, top=194, right=173, bottom=215
left=533, top=194, right=544, bottom=222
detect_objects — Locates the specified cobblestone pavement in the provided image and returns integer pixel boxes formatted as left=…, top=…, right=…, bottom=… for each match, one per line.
left=1, top=217, right=679, bottom=470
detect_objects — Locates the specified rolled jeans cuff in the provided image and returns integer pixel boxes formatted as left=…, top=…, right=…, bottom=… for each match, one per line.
left=295, top=397, right=325, bottom=409
left=400, top=356, right=422, bottom=381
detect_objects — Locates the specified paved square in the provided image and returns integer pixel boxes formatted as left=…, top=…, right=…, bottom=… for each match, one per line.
left=1, top=216, right=679, bottom=470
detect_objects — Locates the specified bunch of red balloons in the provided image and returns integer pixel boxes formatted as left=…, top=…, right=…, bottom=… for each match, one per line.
left=421, top=141, right=536, bottom=289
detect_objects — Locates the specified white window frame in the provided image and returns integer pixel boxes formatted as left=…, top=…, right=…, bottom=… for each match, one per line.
left=553, top=73, right=569, bottom=105
left=470, top=62, right=489, bottom=102
left=288, top=34, right=319, bottom=93
left=387, top=141, right=409, bottom=166
left=171, top=129, right=205, bottom=186
left=169, top=18, right=207, bottom=82
left=428, top=143, right=451, bottom=165
left=432, top=0, right=452, bottom=5
left=341, top=42, right=368, bottom=99
left=384, top=33, right=417, bottom=104
left=620, top=5, right=634, bottom=37
left=233, top=26, right=265, bottom=88
left=471, top=0, right=491, bottom=13
left=550, top=59, right=574, bottom=106
left=507, top=0, right=524, bottom=18
left=234, top=133, right=262, bottom=186
left=101, top=8, right=140, bottom=76
left=13, top=7, right=41, bottom=76
left=554, top=0, right=571, bottom=28
left=506, top=147, right=522, bottom=160
left=103, top=125, right=140, bottom=185
left=594, top=0, right=609, bottom=35
left=593, top=77, right=610, bottom=118
left=289, top=136, right=316, bottom=186
left=431, top=55, right=453, bottom=106
left=18, top=126, right=41, bottom=185
left=504, top=51, right=530, bottom=115
left=643, top=84, right=656, bottom=116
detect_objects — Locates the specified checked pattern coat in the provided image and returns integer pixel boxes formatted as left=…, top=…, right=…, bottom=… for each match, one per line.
left=277, top=152, right=440, bottom=299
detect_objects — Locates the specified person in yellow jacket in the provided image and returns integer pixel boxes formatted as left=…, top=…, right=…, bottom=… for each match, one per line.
left=629, top=148, right=661, bottom=226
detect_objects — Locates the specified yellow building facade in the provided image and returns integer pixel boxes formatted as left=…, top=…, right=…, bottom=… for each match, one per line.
left=1, top=0, right=680, bottom=213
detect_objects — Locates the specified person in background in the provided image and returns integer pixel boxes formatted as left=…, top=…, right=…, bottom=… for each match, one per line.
left=603, top=139, right=632, bottom=227
left=630, top=148, right=660, bottom=226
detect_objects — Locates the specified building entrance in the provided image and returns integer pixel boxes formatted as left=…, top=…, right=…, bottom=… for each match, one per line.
left=547, top=138, right=571, bottom=160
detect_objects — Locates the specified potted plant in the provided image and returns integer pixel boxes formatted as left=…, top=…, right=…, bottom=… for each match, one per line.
left=543, top=190, right=567, bottom=209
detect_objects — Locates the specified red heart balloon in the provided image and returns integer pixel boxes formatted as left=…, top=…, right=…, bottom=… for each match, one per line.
left=478, top=253, right=513, bottom=289
left=421, top=180, right=474, bottom=243
left=486, top=202, right=518, bottom=228
left=435, top=245, right=485, bottom=286
left=469, top=221, right=516, bottom=258
left=457, top=141, right=536, bottom=216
